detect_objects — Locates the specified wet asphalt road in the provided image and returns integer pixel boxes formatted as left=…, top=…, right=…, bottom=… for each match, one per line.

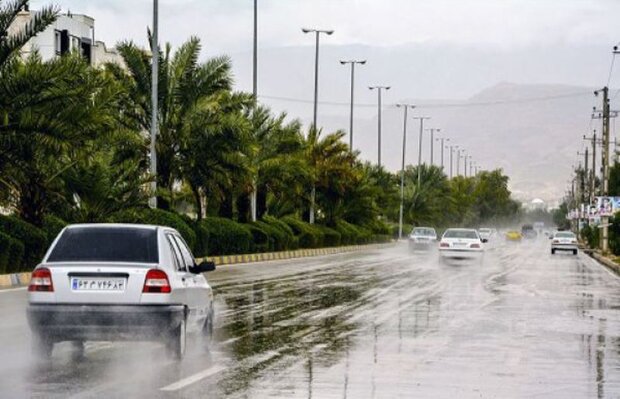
left=1, top=238, right=619, bottom=398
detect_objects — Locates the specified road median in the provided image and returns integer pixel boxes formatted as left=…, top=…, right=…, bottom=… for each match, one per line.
left=0, top=242, right=395, bottom=290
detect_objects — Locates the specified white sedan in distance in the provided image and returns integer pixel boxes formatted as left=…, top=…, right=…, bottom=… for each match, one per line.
left=551, top=231, right=578, bottom=255
left=27, top=224, right=216, bottom=360
left=439, top=228, right=485, bottom=261
left=408, top=227, right=438, bottom=251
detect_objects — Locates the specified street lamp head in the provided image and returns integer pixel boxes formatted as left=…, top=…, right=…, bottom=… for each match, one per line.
left=359, top=60, right=367, bottom=65
left=386, top=86, right=391, bottom=90
left=325, top=30, right=334, bottom=35
left=301, top=28, right=312, bottom=34
left=340, top=60, right=347, bottom=65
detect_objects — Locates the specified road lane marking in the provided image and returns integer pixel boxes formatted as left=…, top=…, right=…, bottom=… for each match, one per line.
left=159, top=365, right=227, bottom=392
left=0, top=286, right=26, bottom=293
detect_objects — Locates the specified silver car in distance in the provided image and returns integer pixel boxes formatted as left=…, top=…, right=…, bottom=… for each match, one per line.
left=438, top=228, right=484, bottom=261
left=408, top=227, right=438, bottom=251
left=27, top=224, right=215, bottom=360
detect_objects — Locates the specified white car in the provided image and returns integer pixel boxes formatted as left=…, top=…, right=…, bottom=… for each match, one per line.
left=438, top=228, right=484, bottom=260
left=408, top=227, right=438, bottom=251
left=27, top=224, right=215, bottom=360
left=551, top=231, right=578, bottom=255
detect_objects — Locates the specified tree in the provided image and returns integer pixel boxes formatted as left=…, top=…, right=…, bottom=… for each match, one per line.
left=0, top=0, right=58, bottom=68
left=0, top=54, right=120, bottom=226
left=402, top=164, right=452, bottom=227
left=111, top=36, right=234, bottom=210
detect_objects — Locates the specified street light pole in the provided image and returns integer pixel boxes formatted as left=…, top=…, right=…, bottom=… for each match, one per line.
left=456, top=149, right=462, bottom=176
left=464, top=154, right=469, bottom=177
left=425, top=128, right=440, bottom=166
left=302, top=28, right=334, bottom=133
left=449, top=145, right=458, bottom=178
left=253, top=0, right=258, bottom=99
left=396, top=104, right=415, bottom=240
left=413, top=116, right=431, bottom=188
left=437, top=138, right=449, bottom=171
left=149, top=0, right=159, bottom=209
left=303, top=28, right=333, bottom=224
left=369, top=85, right=390, bottom=166
left=341, top=60, right=366, bottom=150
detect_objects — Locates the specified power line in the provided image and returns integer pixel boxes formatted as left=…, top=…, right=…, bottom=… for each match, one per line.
left=258, top=90, right=593, bottom=110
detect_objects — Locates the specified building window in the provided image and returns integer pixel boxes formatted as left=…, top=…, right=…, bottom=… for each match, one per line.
left=54, top=31, right=61, bottom=55
left=71, top=37, right=81, bottom=52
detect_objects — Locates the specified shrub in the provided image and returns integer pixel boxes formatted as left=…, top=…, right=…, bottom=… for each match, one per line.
left=263, top=215, right=298, bottom=249
left=253, top=221, right=282, bottom=251
left=335, top=220, right=372, bottom=245
left=191, top=222, right=210, bottom=258
left=108, top=208, right=197, bottom=251
left=0, top=215, right=48, bottom=269
left=372, top=234, right=393, bottom=243
left=580, top=224, right=599, bottom=249
left=245, top=223, right=270, bottom=253
left=281, top=216, right=324, bottom=248
left=6, top=238, right=25, bottom=273
left=316, top=225, right=341, bottom=247
left=42, top=215, right=68, bottom=242
left=199, top=217, right=253, bottom=256
left=365, top=219, right=392, bottom=235
left=0, top=232, right=12, bottom=274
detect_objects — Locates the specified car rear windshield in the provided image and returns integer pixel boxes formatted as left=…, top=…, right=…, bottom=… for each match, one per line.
left=555, top=232, right=575, bottom=239
left=413, top=228, right=435, bottom=236
left=48, top=227, right=159, bottom=263
left=444, top=230, right=479, bottom=239
left=479, top=229, right=491, bottom=233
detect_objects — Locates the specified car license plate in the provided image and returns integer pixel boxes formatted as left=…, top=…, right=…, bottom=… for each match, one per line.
left=71, top=277, right=126, bottom=291
left=454, top=242, right=466, bottom=247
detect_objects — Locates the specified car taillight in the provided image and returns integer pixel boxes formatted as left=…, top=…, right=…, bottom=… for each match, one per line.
left=553, top=240, right=559, bottom=244
left=439, top=242, right=449, bottom=248
left=143, top=269, right=171, bottom=293
left=28, top=268, right=54, bottom=292
left=470, top=243, right=481, bottom=248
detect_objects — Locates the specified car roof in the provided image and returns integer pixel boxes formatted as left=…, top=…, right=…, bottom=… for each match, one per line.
left=413, top=227, right=435, bottom=230
left=64, top=223, right=162, bottom=231
left=445, top=228, right=477, bottom=232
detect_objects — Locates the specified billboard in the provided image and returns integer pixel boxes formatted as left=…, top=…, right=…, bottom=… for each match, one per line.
left=586, top=197, right=620, bottom=218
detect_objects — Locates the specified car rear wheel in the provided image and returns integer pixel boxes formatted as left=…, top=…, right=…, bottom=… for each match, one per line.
left=167, top=317, right=186, bottom=360
left=551, top=249, right=555, bottom=255
left=573, top=249, right=578, bottom=255
left=203, top=307, right=214, bottom=344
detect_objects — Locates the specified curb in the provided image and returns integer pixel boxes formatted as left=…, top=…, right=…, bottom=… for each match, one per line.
left=588, top=251, right=620, bottom=275
left=0, top=242, right=394, bottom=290
left=200, top=243, right=394, bottom=266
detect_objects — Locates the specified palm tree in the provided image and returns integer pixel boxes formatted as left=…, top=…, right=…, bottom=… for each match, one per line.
left=245, top=106, right=306, bottom=221
left=0, top=0, right=58, bottom=68
left=304, top=127, right=356, bottom=223
left=111, top=36, right=234, bottom=211
left=0, top=54, right=122, bottom=225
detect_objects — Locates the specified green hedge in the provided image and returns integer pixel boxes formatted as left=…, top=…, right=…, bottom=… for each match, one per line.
left=245, top=223, right=270, bottom=253
left=108, top=208, right=197, bottom=251
left=316, top=225, right=341, bottom=247
left=199, top=217, right=252, bottom=256
left=281, top=216, right=324, bottom=248
left=263, top=215, right=299, bottom=250
left=0, top=215, right=47, bottom=270
left=335, top=220, right=372, bottom=245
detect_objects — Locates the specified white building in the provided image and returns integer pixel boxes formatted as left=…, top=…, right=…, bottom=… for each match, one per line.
left=9, top=6, right=125, bottom=69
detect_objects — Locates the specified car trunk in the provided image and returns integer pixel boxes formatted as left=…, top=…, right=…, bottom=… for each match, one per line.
left=47, top=263, right=155, bottom=304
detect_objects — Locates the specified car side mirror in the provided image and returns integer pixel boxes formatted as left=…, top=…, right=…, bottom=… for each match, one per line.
left=481, top=238, right=488, bottom=243
left=190, top=260, right=216, bottom=274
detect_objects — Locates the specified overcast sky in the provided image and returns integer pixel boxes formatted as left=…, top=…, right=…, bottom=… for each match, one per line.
left=31, top=0, right=620, bottom=53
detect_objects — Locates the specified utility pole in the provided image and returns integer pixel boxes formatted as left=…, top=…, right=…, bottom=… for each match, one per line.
left=412, top=116, right=431, bottom=188
left=469, top=157, right=473, bottom=177
left=456, top=149, right=463, bottom=176
left=578, top=148, right=589, bottom=205
left=464, top=154, right=469, bottom=177
left=584, top=131, right=597, bottom=202
left=369, top=85, right=390, bottom=166
left=396, top=104, right=415, bottom=240
left=594, top=87, right=611, bottom=253
left=425, top=128, right=440, bottom=166
left=149, top=0, right=159, bottom=209
left=341, top=60, right=366, bottom=150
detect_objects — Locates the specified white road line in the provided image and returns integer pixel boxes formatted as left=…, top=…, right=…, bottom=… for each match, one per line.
left=0, top=286, right=26, bottom=293
left=159, top=365, right=227, bottom=392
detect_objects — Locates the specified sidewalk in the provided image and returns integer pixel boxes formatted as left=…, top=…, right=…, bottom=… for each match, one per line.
left=0, top=242, right=395, bottom=290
